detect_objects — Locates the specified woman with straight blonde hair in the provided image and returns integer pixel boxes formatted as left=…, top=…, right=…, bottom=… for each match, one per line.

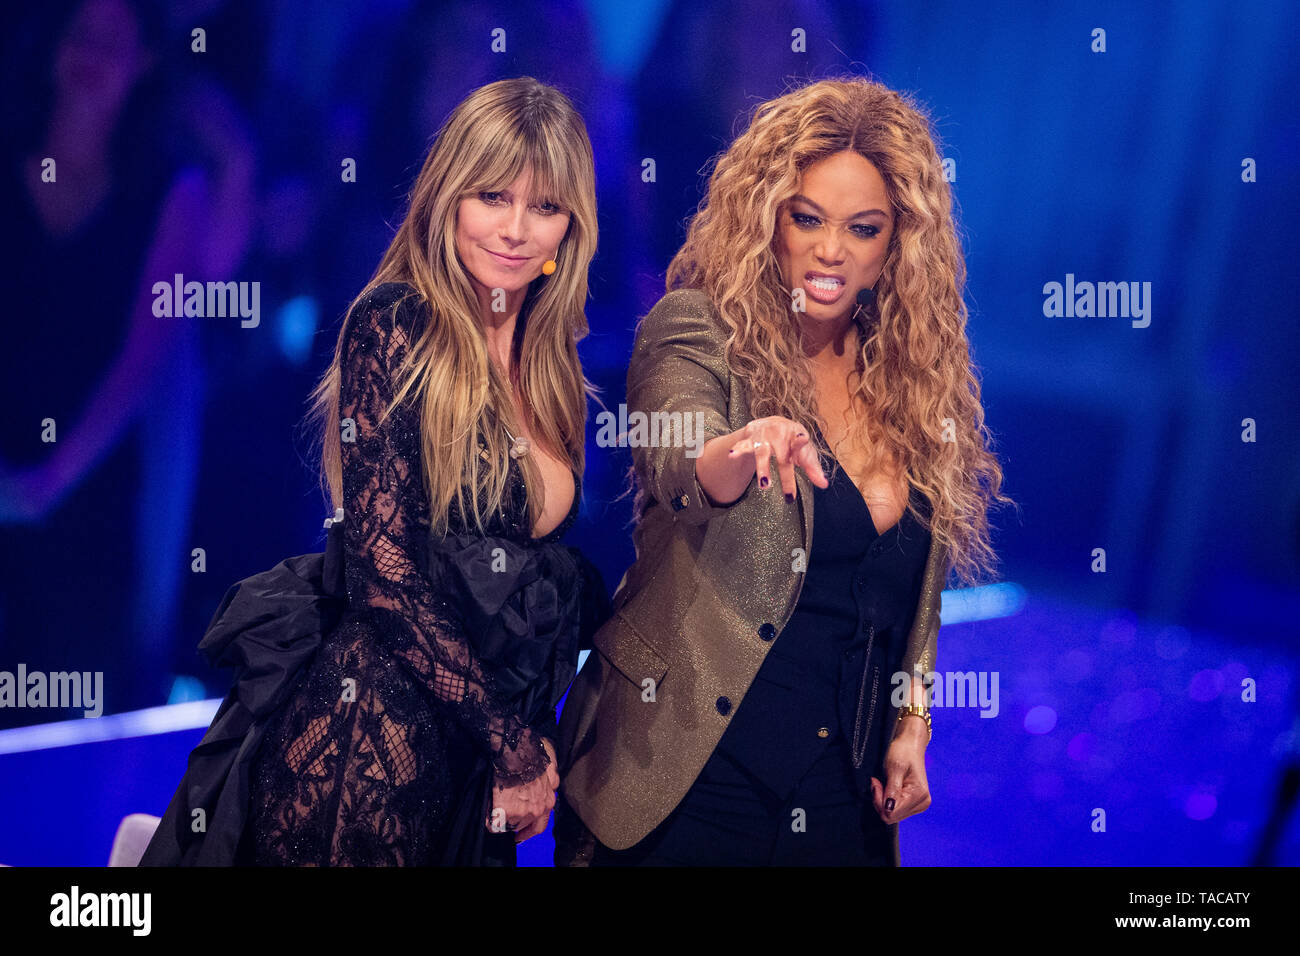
left=142, top=76, right=608, bottom=867
left=556, top=74, right=1013, bottom=866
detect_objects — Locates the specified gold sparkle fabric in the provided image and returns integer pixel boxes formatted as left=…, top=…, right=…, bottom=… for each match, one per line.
left=558, top=289, right=946, bottom=864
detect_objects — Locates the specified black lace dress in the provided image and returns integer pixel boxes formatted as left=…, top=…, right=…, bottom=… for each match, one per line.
left=139, top=282, right=608, bottom=866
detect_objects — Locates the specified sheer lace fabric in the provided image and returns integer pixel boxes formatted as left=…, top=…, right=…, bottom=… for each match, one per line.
left=250, top=284, right=574, bottom=865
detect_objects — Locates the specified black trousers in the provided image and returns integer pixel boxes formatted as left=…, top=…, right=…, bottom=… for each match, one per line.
left=591, top=737, right=893, bottom=866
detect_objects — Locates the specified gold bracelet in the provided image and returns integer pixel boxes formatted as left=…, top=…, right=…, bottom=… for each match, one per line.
left=896, top=704, right=932, bottom=742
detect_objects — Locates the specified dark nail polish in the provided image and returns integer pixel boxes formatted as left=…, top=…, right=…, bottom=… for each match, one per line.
left=784, top=492, right=794, bottom=502
left=759, top=476, right=769, bottom=489
left=885, top=797, right=895, bottom=813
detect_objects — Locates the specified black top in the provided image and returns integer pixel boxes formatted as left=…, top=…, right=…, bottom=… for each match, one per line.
left=715, top=444, right=932, bottom=802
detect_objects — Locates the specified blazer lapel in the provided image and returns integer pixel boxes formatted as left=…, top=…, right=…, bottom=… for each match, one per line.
left=794, top=466, right=814, bottom=557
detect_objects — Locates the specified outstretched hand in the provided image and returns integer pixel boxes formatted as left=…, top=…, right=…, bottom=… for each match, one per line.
left=696, top=416, right=830, bottom=508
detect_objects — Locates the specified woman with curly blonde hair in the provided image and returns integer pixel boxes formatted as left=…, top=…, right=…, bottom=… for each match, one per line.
left=556, top=74, right=1012, bottom=866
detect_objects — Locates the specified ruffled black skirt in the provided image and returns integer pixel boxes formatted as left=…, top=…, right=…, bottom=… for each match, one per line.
left=139, top=518, right=608, bottom=866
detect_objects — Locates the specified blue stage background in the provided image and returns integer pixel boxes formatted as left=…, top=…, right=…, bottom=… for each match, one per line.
left=1, top=0, right=1297, bottom=866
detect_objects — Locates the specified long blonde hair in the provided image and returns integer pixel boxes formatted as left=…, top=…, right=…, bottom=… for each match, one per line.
left=666, top=75, right=1014, bottom=587
left=307, top=77, right=599, bottom=536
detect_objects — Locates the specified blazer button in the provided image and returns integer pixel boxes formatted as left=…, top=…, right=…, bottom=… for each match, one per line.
left=817, top=727, right=830, bottom=738
left=716, top=696, right=732, bottom=716
left=671, top=494, right=686, bottom=512
left=757, top=622, right=776, bottom=641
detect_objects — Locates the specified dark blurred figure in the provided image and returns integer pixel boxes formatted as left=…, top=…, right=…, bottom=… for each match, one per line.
left=0, top=0, right=254, bottom=724
left=1249, top=498, right=1300, bottom=865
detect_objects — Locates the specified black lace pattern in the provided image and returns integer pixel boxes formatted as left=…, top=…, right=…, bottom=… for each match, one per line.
left=249, top=283, right=580, bottom=865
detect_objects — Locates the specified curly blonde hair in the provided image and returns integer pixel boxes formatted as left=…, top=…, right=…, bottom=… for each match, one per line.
left=666, top=74, right=1014, bottom=587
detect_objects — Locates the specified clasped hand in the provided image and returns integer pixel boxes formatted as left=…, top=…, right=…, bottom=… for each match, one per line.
left=487, top=738, right=558, bottom=843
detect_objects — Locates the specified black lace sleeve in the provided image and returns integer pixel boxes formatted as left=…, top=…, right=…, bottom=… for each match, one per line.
left=338, top=288, right=551, bottom=787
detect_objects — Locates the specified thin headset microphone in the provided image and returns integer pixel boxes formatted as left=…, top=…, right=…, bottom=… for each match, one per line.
left=852, top=251, right=890, bottom=334
left=853, top=285, right=879, bottom=334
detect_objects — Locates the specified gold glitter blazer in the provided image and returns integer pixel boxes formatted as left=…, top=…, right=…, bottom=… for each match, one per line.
left=556, top=288, right=946, bottom=865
